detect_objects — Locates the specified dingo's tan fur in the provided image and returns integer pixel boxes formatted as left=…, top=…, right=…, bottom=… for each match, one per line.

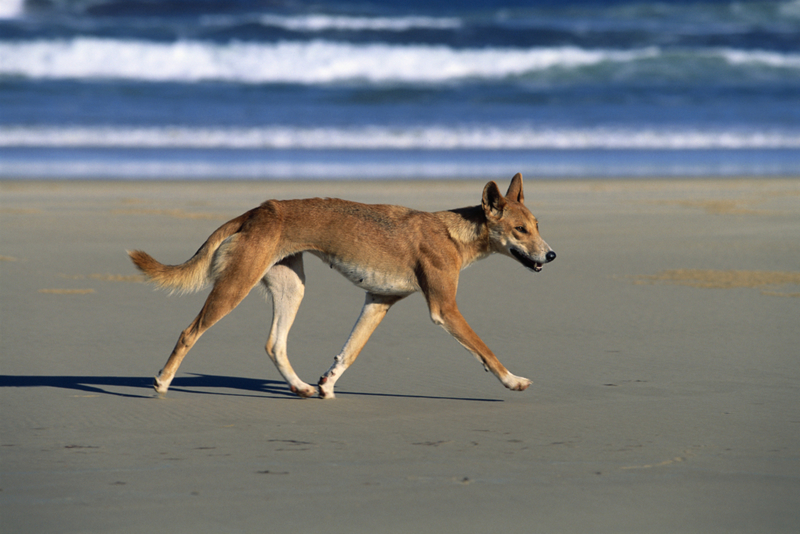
left=129, top=173, right=555, bottom=399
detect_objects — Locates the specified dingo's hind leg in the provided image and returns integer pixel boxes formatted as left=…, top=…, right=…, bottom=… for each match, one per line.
left=154, top=238, right=275, bottom=395
left=318, top=293, right=403, bottom=399
left=263, top=254, right=316, bottom=398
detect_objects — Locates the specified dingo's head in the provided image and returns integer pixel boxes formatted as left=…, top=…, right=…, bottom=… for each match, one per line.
left=482, top=173, right=556, bottom=272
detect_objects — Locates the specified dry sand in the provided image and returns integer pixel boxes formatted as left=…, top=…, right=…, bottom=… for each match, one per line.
left=1, top=178, right=799, bottom=533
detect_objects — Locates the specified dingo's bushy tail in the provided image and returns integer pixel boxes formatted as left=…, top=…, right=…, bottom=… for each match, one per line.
left=128, top=211, right=251, bottom=294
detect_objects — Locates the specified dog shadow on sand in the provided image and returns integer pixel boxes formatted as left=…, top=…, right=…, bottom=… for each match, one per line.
left=0, top=374, right=501, bottom=402
left=0, top=373, right=291, bottom=399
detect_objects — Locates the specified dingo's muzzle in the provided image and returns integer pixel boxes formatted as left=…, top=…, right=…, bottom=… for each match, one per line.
left=511, top=248, right=556, bottom=272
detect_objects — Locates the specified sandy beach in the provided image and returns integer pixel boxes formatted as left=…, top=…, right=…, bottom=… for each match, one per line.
left=1, top=178, right=798, bottom=533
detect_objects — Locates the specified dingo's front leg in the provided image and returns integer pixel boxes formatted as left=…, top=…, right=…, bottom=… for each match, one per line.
left=318, top=293, right=402, bottom=399
left=428, top=297, right=531, bottom=392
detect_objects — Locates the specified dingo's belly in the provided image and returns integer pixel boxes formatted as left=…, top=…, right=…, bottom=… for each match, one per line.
left=311, top=252, right=417, bottom=295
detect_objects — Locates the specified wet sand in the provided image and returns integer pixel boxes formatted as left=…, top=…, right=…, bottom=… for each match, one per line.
left=1, top=178, right=799, bottom=533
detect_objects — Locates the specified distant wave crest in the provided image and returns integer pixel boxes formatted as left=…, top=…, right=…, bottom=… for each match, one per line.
left=0, top=0, right=24, bottom=19
left=255, top=14, right=462, bottom=32
left=2, top=125, right=799, bottom=150
left=2, top=38, right=798, bottom=85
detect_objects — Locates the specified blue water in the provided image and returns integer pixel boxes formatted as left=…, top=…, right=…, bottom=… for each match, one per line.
left=1, top=0, right=799, bottom=179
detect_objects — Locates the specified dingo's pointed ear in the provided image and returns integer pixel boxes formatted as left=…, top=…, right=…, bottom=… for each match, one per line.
left=506, top=172, right=524, bottom=203
left=482, top=181, right=507, bottom=219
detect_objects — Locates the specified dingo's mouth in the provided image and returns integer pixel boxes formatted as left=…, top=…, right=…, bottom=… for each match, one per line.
left=511, top=248, right=543, bottom=272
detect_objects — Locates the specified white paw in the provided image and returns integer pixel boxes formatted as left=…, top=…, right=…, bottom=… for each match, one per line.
left=317, top=376, right=336, bottom=399
left=503, top=374, right=532, bottom=391
left=289, top=383, right=318, bottom=398
left=153, top=374, right=169, bottom=394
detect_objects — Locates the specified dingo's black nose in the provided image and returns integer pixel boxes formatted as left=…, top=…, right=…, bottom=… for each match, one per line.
left=546, top=251, right=556, bottom=262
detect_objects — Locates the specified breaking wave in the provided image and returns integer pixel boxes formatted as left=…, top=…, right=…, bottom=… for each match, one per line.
left=254, top=14, right=462, bottom=32
left=0, top=0, right=24, bottom=19
left=0, top=38, right=653, bottom=84
left=3, top=125, right=799, bottom=150
left=2, top=38, right=798, bottom=85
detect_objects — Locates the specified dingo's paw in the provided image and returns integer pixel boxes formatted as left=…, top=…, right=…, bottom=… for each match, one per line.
left=317, top=376, right=336, bottom=399
left=153, top=374, right=169, bottom=394
left=503, top=374, right=532, bottom=391
left=289, top=383, right=318, bottom=398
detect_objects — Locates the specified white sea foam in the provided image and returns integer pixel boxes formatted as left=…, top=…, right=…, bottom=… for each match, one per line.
left=0, top=38, right=659, bottom=84
left=0, top=0, right=24, bottom=19
left=2, top=125, right=799, bottom=150
left=2, top=38, right=798, bottom=85
left=3, top=149, right=796, bottom=180
left=719, top=48, right=800, bottom=69
left=257, top=14, right=462, bottom=32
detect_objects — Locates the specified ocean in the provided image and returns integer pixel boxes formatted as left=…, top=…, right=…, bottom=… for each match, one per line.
left=1, top=0, right=799, bottom=179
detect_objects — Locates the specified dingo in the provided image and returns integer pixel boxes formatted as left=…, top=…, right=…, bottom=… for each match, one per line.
left=129, top=173, right=555, bottom=399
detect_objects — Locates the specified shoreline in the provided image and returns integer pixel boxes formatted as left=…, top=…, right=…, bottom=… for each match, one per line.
left=3, top=145, right=799, bottom=181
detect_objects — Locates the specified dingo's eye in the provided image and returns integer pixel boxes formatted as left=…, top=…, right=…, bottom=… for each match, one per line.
left=515, top=226, right=528, bottom=234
